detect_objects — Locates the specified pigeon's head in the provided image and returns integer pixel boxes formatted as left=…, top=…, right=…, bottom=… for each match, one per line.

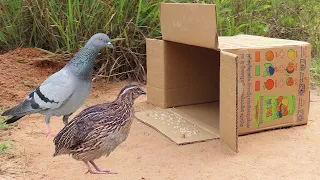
left=88, top=33, right=113, bottom=49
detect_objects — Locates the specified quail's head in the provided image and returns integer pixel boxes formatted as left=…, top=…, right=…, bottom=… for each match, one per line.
left=118, top=84, right=146, bottom=101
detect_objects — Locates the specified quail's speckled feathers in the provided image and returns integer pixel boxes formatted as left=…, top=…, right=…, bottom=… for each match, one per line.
left=53, top=84, right=146, bottom=174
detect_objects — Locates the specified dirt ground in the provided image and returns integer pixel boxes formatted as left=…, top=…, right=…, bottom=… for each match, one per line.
left=1, top=48, right=320, bottom=180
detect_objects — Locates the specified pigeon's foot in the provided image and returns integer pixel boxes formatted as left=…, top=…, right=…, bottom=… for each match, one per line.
left=44, top=131, right=56, bottom=137
left=45, top=125, right=56, bottom=137
left=84, top=161, right=118, bottom=175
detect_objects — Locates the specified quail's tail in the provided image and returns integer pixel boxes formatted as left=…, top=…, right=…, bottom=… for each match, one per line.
left=53, top=151, right=59, bottom=157
left=53, top=148, right=68, bottom=157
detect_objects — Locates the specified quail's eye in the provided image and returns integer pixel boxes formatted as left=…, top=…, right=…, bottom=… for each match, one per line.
left=98, top=38, right=103, bottom=41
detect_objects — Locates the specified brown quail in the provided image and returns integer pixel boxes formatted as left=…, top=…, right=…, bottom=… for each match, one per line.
left=53, top=84, right=146, bottom=174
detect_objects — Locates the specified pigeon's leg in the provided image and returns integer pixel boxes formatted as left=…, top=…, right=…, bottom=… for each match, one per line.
left=89, top=161, right=118, bottom=174
left=45, top=124, right=56, bottom=137
left=44, top=115, right=56, bottom=137
left=62, top=113, right=73, bottom=125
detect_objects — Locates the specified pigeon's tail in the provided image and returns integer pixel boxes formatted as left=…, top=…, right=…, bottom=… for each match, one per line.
left=3, top=115, right=25, bottom=124
left=1, top=99, right=44, bottom=124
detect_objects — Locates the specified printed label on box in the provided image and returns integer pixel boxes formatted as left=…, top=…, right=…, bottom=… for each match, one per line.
left=254, top=93, right=296, bottom=128
left=238, top=46, right=309, bottom=133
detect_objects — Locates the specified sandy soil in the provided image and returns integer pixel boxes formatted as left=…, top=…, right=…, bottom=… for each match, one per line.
left=1, top=48, right=320, bottom=180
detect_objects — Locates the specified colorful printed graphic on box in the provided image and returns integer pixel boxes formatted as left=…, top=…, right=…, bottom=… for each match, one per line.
left=238, top=46, right=308, bottom=131
left=286, top=77, right=294, bottom=86
left=254, top=93, right=296, bottom=128
left=285, top=62, right=295, bottom=75
left=263, top=79, right=274, bottom=90
left=265, top=50, right=274, bottom=61
left=276, top=50, right=285, bottom=58
left=288, top=49, right=296, bottom=61
left=262, top=63, right=275, bottom=77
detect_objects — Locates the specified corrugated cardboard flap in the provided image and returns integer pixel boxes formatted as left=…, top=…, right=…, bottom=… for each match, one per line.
left=160, top=3, right=219, bottom=50
left=146, top=39, right=167, bottom=108
left=220, top=51, right=239, bottom=152
left=135, top=104, right=219, bottom=145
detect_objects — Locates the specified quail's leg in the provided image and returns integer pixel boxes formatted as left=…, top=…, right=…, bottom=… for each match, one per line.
left=84, top=161, right=116, bottom=174
left=44, top=116, right=56, bottom=137
left=89, top=161, right=118, bottom=174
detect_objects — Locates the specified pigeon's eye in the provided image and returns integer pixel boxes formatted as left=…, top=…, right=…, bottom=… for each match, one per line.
left=98, top=38, right=103, bottom=41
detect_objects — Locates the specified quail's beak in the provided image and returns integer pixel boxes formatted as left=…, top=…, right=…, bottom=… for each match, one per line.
left=141, top=90, right=147, bottom=95
left=107, top=42, right=114, bottom=48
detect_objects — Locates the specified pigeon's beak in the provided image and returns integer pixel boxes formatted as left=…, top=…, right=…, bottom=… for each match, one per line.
left=107, top=42, right=114, bottom=49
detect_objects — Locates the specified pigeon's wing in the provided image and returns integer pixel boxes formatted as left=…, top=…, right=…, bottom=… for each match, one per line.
left=34, top=68, right=76, bottom=110
left=2, top=68, right=76, bottom=117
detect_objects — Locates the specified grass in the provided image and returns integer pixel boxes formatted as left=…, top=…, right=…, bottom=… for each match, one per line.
left=311, top=57, right=320, bottom=85
left=0, top=108, right=9, bottom=130
left=0, top=108, right=15, bottom=156
left=0, top=143, right=9, bottom=155
left=0, top=120, right=9, bottom=131
left=0, top=138, right=14, bottom=156
left=0, top=0, right=319, bottom=82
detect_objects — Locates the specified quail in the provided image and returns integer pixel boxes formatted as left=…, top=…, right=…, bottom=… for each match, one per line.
left=53, top=84, right=146, bottom=174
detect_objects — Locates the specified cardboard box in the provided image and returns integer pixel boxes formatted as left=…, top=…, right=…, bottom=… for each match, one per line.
left=135, top=3, right=311, bottom=152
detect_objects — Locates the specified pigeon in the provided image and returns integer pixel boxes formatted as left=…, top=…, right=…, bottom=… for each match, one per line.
left=53, top=84, right=146, bottom=174
left=1, top=33, right=114, bottom=137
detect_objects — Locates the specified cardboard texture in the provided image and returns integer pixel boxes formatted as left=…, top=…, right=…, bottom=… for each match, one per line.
left=135, top=104, right=219, bottom=145
left=219, top=35, right=311, bottom=135
left=135, top=2, right=311, bottom=152
left=160, top=3, right=219, bottom=50
left=146, top=38, right=220, bottom=108
left=219, top=51, right=239, bottom=152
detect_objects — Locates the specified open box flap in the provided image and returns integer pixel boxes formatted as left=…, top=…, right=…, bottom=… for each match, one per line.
left=160, top=3, right=219, bottom=50
left=135, top=105, right=219, bottom=145
left=146, top=39, right=167, bottom=108
left=220, top=51, right=239, bottom=153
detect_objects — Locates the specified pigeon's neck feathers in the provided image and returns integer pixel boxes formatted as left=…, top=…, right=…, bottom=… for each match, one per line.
left=66, top=43, right=100, bottom=80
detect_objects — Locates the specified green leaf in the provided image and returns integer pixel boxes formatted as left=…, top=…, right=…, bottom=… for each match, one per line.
left=0, top=31, right=6, bottom=43
left=221, top=7, right=232, bottom=13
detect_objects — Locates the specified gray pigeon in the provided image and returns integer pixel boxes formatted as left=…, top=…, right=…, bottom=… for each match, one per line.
left=1, top=33, right=113, bottom=137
